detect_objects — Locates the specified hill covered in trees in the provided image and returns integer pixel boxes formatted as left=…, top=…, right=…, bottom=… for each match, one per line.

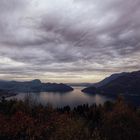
left=82, top=70, right=140, bottom=96
left=0, top=97, right=140, bottom=140
left=0, top=80, right=73, bottom=94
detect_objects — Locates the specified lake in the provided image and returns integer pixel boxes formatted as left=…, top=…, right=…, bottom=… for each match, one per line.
left=7, top=86, right=112, bottom=108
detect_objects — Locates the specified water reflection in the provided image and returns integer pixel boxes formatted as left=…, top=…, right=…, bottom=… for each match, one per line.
left=8, top=87, right=112, bottom=108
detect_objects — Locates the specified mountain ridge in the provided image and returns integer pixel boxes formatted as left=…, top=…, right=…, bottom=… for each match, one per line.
left=0, top=79, right=73, bottom=93
left=82, top=70, right=140, bottom=96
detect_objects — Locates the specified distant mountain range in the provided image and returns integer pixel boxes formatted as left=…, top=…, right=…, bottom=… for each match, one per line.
left=82, top=70, right=140, bottom=96
left=68, top=83, right=94, bottom=87
left=0, top=79, right=73, bottom=93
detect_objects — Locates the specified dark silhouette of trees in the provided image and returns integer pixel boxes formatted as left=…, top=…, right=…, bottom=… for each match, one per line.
left=0, top=97, right=140, bottom=140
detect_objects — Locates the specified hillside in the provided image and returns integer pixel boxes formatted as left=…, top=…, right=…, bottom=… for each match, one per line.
left=0, top=80, right=73, bottom=94
left=93, top=72, right=128, bottom=88
left=0, top=97, right=140, bottom=140
left=82, top=70, right=140, bottom=96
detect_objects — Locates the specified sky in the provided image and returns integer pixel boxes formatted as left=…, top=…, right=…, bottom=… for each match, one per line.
left=0, top=0, right=140, bottom=83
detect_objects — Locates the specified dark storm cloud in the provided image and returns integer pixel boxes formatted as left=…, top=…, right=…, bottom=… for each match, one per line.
left=0, top=0, right=140, bottom=82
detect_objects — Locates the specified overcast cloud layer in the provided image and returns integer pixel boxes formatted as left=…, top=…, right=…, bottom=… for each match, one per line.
left=0, top=0, right=140, bottom=83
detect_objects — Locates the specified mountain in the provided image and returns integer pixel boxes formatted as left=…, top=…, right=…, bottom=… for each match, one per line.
left=42, top=83, right=74, bottom=92
left=68, top=83, right=93, bottom=87
left=93, top=72, right=128, bottom=88
left=82, top=86, right=100, bottom=94
left=82, top=70, right=140, bottom=96
left=0, top=80, right=73, bottom=93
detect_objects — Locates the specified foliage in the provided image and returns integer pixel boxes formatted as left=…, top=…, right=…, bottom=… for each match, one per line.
left=0, top=97, right=140, bottom=140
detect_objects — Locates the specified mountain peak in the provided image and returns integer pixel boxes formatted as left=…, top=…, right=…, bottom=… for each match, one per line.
left=31, top=79, right=42, bottom=84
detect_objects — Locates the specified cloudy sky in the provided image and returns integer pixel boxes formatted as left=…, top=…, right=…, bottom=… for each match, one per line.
left=0, top=0, right=140, bottom=83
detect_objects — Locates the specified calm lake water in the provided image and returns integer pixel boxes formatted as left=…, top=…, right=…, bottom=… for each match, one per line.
left=7, top=86, right=112, bottom=108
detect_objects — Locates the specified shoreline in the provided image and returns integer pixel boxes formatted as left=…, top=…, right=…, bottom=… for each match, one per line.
left=0, top=93, right=17, bottom=99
